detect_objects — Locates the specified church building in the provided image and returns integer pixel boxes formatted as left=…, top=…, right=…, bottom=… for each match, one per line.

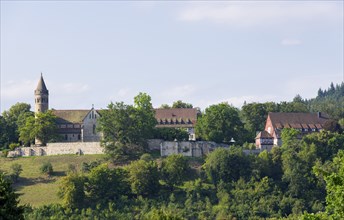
left=34, top=75, right=102, bottom=144
left=34, top=75, right=198, bottom=144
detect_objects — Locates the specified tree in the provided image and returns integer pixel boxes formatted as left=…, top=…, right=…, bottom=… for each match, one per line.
left=161, top=154, right=189, bottom=188
left=10, top=163, right=23, bottom=183
left=0, top=172, right=24, bottom=220
left=40, top=161, right=53, bottom=176
left=1, top=103, right=32, bottom=147
left=240, top=102, right=276, bottom=140
left=196, top=103, right=244, bottom=144
left=172, top=100, right=193, bottom=109
left=314, top=150, right=344, bottom=219
left=58, top=173, right=86, bottom=209
left=98, top=93, right=156, bottom=161
left=18, top=110, right=58, bottom=146
left=0, top=116, right=10, bottom=149
left=153, top=127, right=189, bottom=141
left=126, top=159, right=160, bottom=196
left=86, top=164, right=129, bottom=205
left=132, top=92, right=157, bottom=144
left=159, top=104, right=171, bottom=109
left=204, top=147, right=251, bottom=186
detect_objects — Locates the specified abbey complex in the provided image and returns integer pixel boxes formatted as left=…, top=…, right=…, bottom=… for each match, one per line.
left=34, top=74, right=198, bottom=144
left=36, top=75, right=330, bottom=148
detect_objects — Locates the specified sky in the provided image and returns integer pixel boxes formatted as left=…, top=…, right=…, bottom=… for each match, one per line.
left=1, top=1, right=343, bottom=113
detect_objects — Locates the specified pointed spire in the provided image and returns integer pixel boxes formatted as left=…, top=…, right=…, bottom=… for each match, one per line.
left=36, top=73, right=48, bottom=92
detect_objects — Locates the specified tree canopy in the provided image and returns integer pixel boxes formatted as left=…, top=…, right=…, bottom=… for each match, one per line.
left=97, top=93, right=157, bottom=161
left=196, top=103, right=244, bottom=144
left=18, top=110, right=58, bottom=146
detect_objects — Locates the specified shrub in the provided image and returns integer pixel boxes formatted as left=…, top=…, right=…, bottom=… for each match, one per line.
left=40, top=161, right=53, bottom=176
left=10, top=163, right=23, bottom=182
left=9, top=143, right=20, bottom=151
left=1, top=149, right=9, bottom=158
left=140, top=153, right=153, bottom=162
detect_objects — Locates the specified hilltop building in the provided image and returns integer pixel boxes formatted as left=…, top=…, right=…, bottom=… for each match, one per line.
left=155, top=108, right=199, bottom=140
left=255, top=112, right=330, bottom=150
left=34, top=75, right=198, bottom=144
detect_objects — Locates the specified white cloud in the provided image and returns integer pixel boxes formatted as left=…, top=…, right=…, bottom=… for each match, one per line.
left=281, top=39, right=302, bottom=46
left=178, top=2, right=341, bottom=27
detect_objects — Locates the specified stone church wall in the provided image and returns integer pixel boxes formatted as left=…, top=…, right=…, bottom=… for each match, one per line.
left=82, top=110, right=101, bottom=142
left=8, top=142, right=103, bottom=157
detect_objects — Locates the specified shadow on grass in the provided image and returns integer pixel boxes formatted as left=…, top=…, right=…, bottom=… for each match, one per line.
left=53, top=171, right=66, bottom=177
left=13, top=176, right=58, bottom=191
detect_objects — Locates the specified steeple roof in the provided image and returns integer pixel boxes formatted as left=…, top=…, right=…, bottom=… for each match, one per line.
left=35, top=73, right=48, bottom=92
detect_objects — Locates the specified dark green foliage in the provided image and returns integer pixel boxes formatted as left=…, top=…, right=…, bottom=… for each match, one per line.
left=314, top=150, right=344, bottom=219
left=98, top=93, right=156, bottom=162
left=86, top=164, right=130, bottom=205
left=18, top=110, right=58, bottom=146
left=0, top=172, right=24, bottom=220
left=161, top=154, right=189, bottom=188
left=40, top=161, right=53, bottom=176
left=10, top=163, right=22, bottom=183
left=140, top=153, right=153, bottom=162
left=204, top=147, right=251, bottom=185
left=81, top=160, right=102, bottom=173
left=307, top=82, right=344, bottom=119
left=126, top=159, right=160, bottom=196
left=153, top=127, right=189, bottom=141
left=196, top=103, right=245, bottom=144
left=1, top=103, right=32, bottom=149
left=172, top=100, right=193, bottom=109
left=58, top=173, right=86, bottom=209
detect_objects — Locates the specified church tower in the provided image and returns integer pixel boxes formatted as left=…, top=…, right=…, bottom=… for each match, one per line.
left=35, top=73, right=49, bottom=145
left=35, top=73, right=49, bottom=114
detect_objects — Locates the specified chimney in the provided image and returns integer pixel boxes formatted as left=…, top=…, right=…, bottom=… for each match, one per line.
left=318, top=112, right=321, bottom=118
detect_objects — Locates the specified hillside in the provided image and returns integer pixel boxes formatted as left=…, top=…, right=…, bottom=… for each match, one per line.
left=0, top=154, right=105, bottom=207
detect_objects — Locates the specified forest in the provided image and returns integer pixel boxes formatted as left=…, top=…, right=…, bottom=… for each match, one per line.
left=1, top=82, right=344, bottom=219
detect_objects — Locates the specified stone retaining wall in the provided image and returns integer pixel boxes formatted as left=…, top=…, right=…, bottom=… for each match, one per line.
left=8, top=142, right=103, bottom=157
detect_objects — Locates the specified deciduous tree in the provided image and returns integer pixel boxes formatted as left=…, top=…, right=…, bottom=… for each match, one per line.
left=196, top=103, right=244, bottom=144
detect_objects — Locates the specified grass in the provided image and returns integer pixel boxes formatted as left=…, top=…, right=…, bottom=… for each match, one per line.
left=0, top=154, right=105, bottom=207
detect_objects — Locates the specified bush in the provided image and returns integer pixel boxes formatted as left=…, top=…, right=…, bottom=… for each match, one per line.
left=9, top=143, right=20, bottom=151
left=40, top=161, right=53, bottom=176
left=10, top=163, right=23, bottom=182
left=140, top=153, right=153, bottom=162
left=1, top=149, right=9, bottom=157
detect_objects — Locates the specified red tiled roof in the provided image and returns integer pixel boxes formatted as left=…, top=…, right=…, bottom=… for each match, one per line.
left=155, top=108, right=198, bottom=127
left=269, top=112, right=329, bottom=130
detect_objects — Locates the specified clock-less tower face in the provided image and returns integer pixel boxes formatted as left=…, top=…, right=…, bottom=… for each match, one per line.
left=35, top=74, right=49, bottom=114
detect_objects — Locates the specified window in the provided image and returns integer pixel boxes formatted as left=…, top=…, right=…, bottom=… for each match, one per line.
left=93, top=124, right=96, bottom=134
left=65, top=134, right=68, bottom=140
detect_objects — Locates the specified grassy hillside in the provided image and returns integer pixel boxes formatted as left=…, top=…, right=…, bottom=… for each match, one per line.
left=0, top=154, right=105, bottom=207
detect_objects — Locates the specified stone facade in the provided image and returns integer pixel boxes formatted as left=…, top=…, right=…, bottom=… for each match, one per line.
left=82, top=109, right=101, bottom=142
left=160, top=141, right=228, bottom=157
left=8, top=142, right=103, bottom=157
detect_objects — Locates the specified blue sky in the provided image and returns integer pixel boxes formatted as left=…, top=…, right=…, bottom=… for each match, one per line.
left=1, top=1, right=343, bottom=112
